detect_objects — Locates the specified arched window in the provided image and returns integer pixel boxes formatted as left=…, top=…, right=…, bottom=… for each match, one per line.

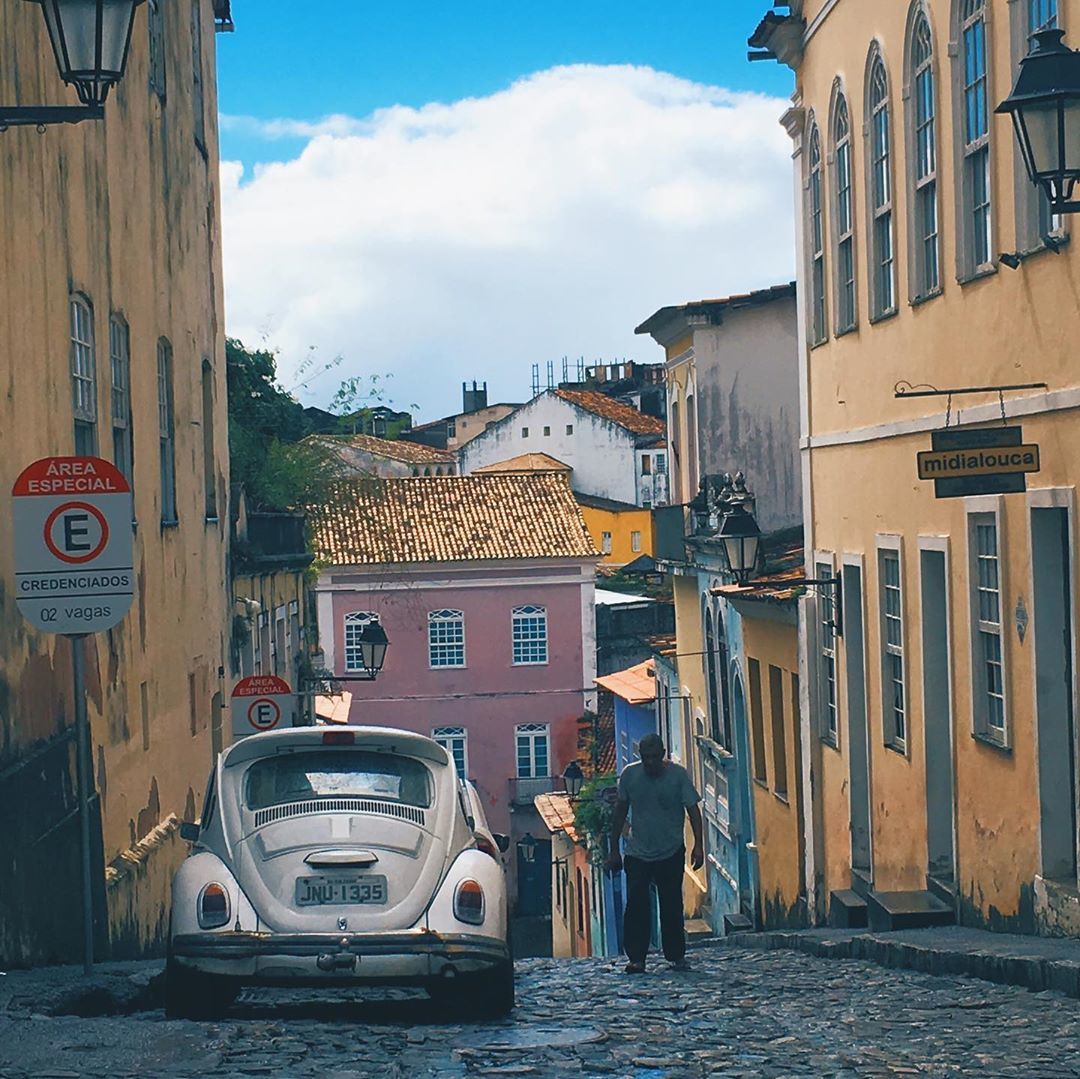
left=907, top=8, right=941, bottom=299
left=867, top=52, right=896, bottom=318
left=70, top=294, right=97, bottom=455
left=807, top=120, right=828, bottom=344
left=954, top=0, right=993, bottom=276
left=704, top=606, right=732, bottom=751
left=831, top=91, right=857, bottom=332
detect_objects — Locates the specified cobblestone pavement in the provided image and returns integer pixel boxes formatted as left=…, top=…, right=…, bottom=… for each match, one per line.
left=3, top=945, right=1080, bottom=1078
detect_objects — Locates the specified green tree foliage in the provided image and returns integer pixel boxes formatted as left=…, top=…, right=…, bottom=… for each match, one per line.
left=226, top=337, right=337, bottom=511
left=573, top=772, right=618, bottom=853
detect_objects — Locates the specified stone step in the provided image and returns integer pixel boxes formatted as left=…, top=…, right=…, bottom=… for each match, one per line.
left=723, top=912, right=754, bottom=935
left=866, top=889, right=955, bottom=932
left=684, top=918, right=714, bottom=938
left=829, top=888, right=868, bottom=929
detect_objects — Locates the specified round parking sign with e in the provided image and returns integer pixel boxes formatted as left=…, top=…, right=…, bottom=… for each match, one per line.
left=11, top=456, right=134, bottom=636
left=232, top=675, right=294, bottom=739
left=247, top=697, right=282, bottom=731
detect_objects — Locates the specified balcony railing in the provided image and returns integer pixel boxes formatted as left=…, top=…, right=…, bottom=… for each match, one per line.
left=508, top=775, right=558, bottom=806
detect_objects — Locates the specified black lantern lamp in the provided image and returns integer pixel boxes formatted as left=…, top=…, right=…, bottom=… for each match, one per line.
left=996, top=29, right=1080, bottom=214
left=517, top=833, right=537, bottom=864
left=562, top=760, right=585, bottom=800
left=1, top=0, right=144, bottom=129
left=357, top=620, right=389, bottom=678
left=717, top=506, right=762, bottom=585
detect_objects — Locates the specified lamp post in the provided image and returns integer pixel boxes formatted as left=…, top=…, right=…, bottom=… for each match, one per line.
left=713, top=506, right=843, bottom=636
left=996, top=28, right=1080, bottom=214
left=1, top=0, right=144, bottom=130
left=562, top=760, right=585, bottom=800
left=517, top=832, right=537, bottom=864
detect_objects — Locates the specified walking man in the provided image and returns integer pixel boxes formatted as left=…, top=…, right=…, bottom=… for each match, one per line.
left=606, top=733, right=704, bottom=973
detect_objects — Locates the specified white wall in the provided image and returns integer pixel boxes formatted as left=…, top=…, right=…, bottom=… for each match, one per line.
left=460, top=392, right=640, bottom=505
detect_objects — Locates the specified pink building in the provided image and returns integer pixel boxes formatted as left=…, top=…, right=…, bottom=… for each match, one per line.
left=309, top=474, right=599, bottom=907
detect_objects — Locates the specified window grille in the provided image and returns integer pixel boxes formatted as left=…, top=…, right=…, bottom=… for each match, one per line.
left=432, top=726, right=468, bottom=780
left=344, top=611, right=379, bottom=671
left=428, top=609, right=465, bottom=668
left=868, top=58, right=895, bottom=316
left=512, top=604, right=548, bottom=665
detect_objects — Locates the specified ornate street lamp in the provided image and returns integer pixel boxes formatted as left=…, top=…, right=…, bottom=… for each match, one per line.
left=355, top=620, right=389, bottom=679
left=1, top=0, right=144, bottom=130
left=716, top=505, right=762, bottom=585
left=996, top=29, right=1080, bottom=214
left=562, top=760, right=585, bottom=800
left=517, top=833, right=537, bottom=864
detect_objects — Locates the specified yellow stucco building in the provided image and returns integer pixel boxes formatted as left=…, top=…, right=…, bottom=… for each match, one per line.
left=0, top=1, right=234, bottom=962
left=576, top=495, right=655, bottom=567
left=754, top=0, right=1080, bottom=933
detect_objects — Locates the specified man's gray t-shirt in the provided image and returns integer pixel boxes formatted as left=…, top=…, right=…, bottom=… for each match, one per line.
left=617, top=760, right=700, bottom=862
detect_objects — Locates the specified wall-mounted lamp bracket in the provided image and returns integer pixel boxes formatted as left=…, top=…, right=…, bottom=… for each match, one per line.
left=0, top=104, right=103, bottom=130
left=713, top=575, right=843, bottom=636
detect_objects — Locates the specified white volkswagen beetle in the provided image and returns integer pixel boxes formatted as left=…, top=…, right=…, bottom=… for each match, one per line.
left=167, top=726, right=512, bottom=1019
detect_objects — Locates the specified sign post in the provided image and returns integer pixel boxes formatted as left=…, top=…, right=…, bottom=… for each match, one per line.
left=11, top=457, right=135, bottom=975
left=231, top=675, right=295, bottom=739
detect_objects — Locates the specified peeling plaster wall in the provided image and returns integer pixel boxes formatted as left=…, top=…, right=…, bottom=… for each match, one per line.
left=0, top=2, right=230, bottom=964
left=693, top=297, right=801, bottom=532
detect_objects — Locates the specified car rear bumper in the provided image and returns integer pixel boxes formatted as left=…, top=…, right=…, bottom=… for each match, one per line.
left=170, top=930, right=509, bottom=984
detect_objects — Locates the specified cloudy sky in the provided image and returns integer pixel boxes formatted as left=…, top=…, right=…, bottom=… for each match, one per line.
left=216, top=3, right=796, bottom=422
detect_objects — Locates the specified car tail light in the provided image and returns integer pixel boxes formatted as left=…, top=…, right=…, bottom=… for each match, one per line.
left=322, top=730, right=355, bottom=745
left=198, top=882, right=231, bottom=929
left=453, top=879, right=485, bottom=925
left=475, top=835, right=498, bottom=859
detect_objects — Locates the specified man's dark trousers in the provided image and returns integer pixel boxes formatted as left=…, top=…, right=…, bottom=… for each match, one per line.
left=623, top=846, right=685, bottom=965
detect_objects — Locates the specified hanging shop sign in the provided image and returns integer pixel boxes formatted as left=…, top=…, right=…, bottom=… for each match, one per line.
left=917, top=426, right=1040, bottom=498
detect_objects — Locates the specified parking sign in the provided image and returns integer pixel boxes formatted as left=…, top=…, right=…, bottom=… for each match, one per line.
left=232, top=675, right=295, bottom=738
left=12, top=456, right=135, bottom=635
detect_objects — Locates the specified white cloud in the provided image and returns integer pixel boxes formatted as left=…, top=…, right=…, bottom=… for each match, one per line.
left=220, top=64, right=795, bottom=420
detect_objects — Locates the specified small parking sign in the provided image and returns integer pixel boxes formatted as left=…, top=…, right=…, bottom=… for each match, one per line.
left=12, top=456, right=134, bottom=635
left=232, top=675, right=295, bottom=738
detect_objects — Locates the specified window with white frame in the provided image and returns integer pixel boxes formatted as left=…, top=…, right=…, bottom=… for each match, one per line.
left=515, top=723, right=549, bottom=778
left=808, top=122, right=828, bottom=344
left=879, top=547, right=906, bottom=748
left=344, top=611, right=380, bottom=672
left=70, top=295, right=97, bottom=455
left=428, top=609, right=465, bottom=668
left=867, top=54, right=896, bottom=317
left=817, top=560, right=839, bottom=744
left=958, top=0, right=993, bottom=274
left=910, top=13, right=941, bottom=298
left=832, top=93, right=857, bottom=332
left=109, top=317, right=133, bottom=487
left=512, top=604, right=548, bottom=665
left=970, top=513, right=1007, bottom=741
left=631, top=531, right=642, bottom=553
left=432, top=726, right=468, bottom=780
left=601, top=531, right=612, bottom=555
left=655, top=453, right=666, bottom=474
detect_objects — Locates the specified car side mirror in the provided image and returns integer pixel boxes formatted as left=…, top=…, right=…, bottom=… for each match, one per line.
left=179, top=821, right=200, bottom=842
left=493, top=833, right=511, bottom=853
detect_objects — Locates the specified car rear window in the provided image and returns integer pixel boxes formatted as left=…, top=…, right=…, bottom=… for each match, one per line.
left=244, top=750, right=433, bottom=811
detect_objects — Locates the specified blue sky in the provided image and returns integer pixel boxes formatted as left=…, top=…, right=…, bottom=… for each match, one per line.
left=215, top=3, right=797, bottom=420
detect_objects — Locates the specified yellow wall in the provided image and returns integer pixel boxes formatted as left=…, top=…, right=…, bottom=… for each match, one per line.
left=740, top=609, right=804, bottom=925
left=796, top=0, right=1080, bottom=928
left=671, top=574, right=709, bottom=910
left=0, top=2, right=230, bottom=961
left=579, top=504, right=654, bottom=565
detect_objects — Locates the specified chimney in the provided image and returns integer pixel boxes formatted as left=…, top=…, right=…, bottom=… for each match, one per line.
left=462, top=380, right=488, bottom=413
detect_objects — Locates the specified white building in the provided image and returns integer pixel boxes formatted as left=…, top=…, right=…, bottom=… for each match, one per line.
left=460, top=389, right=668, bottom=508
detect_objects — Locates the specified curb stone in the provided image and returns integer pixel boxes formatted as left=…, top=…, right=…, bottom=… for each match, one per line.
left=719, top=929, right=1080, bottom=999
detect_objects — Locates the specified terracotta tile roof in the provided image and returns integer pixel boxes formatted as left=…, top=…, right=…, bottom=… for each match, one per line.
left=336, top=434, right=455, bottom=466
left=309, top=473, right=600, bottom=566
left=534, top=791, right=580, bottom=842
left=595, top=660, right=656, bottom=705
left=647, top=633, right=678, bottom=658
left=553, top=389, right=666, bottom=437
left=473, top=453, right=571, bottom=474
left=710, top=540, right=807, bottom=603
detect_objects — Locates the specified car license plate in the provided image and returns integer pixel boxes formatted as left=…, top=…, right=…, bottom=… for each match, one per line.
left=295, top=874, right=388, bottom=906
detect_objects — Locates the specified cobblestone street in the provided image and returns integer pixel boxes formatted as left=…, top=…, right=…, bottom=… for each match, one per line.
left=2, top=944, right=1079, bottom=1078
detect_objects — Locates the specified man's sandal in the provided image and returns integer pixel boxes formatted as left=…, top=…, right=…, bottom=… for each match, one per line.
left=623, top=961, right=646, bottom=974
